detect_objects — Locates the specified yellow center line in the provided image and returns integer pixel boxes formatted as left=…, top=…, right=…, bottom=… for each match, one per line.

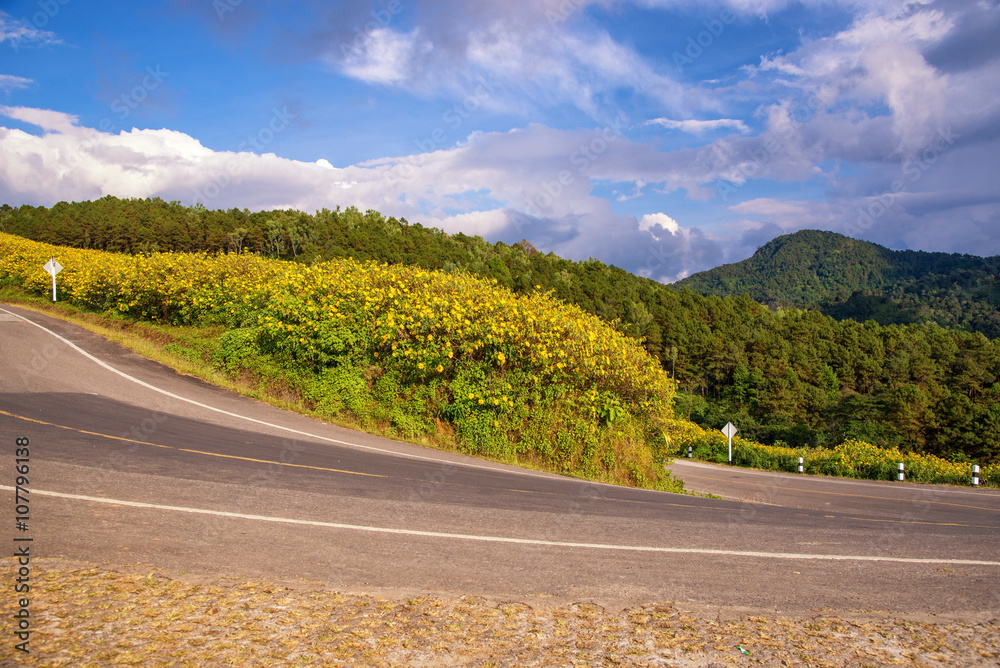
left=505, top=488, right=741, bottom=512
left=844, top=516, right=998, bottom=530
left=0, top=409, right=386, bottom=479
left=678, top=471, right=998, bottom=513
left=1, top=409, right=175, bottom=449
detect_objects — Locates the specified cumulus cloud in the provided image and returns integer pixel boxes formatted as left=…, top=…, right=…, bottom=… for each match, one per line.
left=749, top=2, right=957, bottom=157
left=0, top=104, right=755, bottom=281
left=1, top=106, right=83, bottom=135
left=189, top=0, right=1000, bottom=259
left=4, top=0, right=1000, bottom=284
left=639, top=212, right=680, bottom=235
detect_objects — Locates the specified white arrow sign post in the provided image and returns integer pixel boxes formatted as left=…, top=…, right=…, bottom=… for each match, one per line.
left=721, top=421, right=738, bottom=463
left=43, top=258, right=63, bottom=302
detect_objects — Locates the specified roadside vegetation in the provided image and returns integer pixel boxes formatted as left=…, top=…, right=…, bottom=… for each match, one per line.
left=0, top=232, right=679, bottom=490
left=5, top=198, right=1000, bottom=466
left=2, top=224, right=997, bottom=489
left=663, top=418, right=998, bottom=487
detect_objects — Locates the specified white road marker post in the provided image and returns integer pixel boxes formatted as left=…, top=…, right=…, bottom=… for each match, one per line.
left=897, top=462, right=905, bottom=482
left=721, top=422, right=737, bottom=464
left=42, top=258, right=63, bottom=302
left=972, top=465, right=980, bottom=486
left=798, top=457, right=804, bottom=474
left=687, top=446, right=693, bottom=458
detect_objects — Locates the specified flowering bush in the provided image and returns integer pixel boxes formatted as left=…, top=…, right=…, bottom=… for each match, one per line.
left=662, top=418, right=997, bottom=487
left=1, top=233, right=679, bottom=489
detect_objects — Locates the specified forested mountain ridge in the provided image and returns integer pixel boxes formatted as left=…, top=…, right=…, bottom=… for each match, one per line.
left=3, top=197, right=999, bottom=463
left=676, top=229, right=1000, bottom=338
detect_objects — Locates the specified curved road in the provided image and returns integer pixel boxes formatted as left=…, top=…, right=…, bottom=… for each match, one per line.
left=2, top=303, right=999, bottom=616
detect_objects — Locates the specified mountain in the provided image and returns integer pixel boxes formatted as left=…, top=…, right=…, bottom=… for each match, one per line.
left=675, top=230, right=1000, bottom=338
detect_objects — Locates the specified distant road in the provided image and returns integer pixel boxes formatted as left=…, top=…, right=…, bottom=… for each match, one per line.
left=2, top=303, right=999, bottom=616
left=668, top=459, right=1000, bottom=523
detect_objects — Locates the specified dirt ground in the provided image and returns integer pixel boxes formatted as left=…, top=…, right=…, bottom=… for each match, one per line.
left=2, top=559, right=998, bottom=667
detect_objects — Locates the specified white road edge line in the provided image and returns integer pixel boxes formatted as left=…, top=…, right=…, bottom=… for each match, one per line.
left=7, top=486, right=1000, bottom=567
left=670, top=459, right=996, bottom=498
left=0, top=306, right=568, bottom=483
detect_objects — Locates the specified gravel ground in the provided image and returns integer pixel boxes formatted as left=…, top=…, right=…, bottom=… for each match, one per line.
left=2, top=559, right=999, bottom=667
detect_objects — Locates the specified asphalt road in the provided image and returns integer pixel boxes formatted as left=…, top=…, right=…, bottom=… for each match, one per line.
left=2, top=303, right=999, bottom=617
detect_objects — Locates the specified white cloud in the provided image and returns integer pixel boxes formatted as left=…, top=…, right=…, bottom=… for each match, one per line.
left=337, top=27, right=433, bottom=86
left=0, top=12, right=62, bottom=49
left=860, top=42, right=949, bottom=155
left=320, top=2, right=686, bottom=120
left=645, top=117, right=751, bottom=135
left=749, top=3, right=956, bottom=156
left=6, top=0, right=1000, bottom=283
left=0, top=75, right=32, bottom=93
left=639, top=212, right=680, bottom=235
left=0, top=105, right=749, bottom=282
left=0, top=106, right=85, bottom=135
left=731, top=198, right=813, bottom=218
left=437, top=208, right=512, bottom=237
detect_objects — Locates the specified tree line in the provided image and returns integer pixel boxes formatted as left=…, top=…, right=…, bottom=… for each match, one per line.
left=3, top=197, right=998, bottom=463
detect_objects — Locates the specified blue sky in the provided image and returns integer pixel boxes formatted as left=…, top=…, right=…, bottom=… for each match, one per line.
left=2, top=0, right=999, bottom=281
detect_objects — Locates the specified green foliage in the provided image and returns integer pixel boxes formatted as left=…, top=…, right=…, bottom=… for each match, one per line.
left=302, top=365, right=372, bottom=424
left=212, top=327, right=260, bottom=373
left=677, top=228, right=1000, bottom=337
left=0, top=231, right=678, bottom=490
left=664, top=419, right=999, bottom=487
left=5, top=200, right=1000, bottom=466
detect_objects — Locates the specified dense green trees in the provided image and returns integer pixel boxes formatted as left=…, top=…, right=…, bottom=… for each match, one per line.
left=678, top=229, right=1000, bottom=338
left=3, top=198, right=998, bottom=463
